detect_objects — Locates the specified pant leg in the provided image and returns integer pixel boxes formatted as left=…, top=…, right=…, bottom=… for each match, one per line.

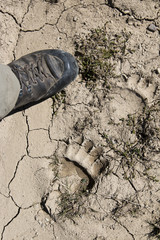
left=0, top=64, right=20, bottom=120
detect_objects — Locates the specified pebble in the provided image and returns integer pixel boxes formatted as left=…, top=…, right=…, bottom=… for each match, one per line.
left=122, top=74, right=128, bottom=81
left=126, top=17, right=134, bottom=26
left=147, top=23, right=157, bottom=32
left=124, top=10, right=130, bottom=15
left=157, top=68, right=160, bottom=74
left=73, top=16, right=78, bottom=22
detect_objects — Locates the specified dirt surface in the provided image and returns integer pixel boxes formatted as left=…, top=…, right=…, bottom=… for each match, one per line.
left=0, top=0, right=160, bottom=239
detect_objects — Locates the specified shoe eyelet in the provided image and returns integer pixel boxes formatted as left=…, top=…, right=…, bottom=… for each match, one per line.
left=19, top=89, right=23, bottom=97
left=27, top=85, right=32, bottom=93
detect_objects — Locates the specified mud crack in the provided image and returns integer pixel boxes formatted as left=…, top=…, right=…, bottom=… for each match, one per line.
left=113, top=218, right=136, bottom=240
left=105, top=1, right=160, bottom=21
left=24, top=113, right=30, bottom=156
left=8, top=155, right=26, bottom=207
left=1, top=208, right=20, bottom=240
left=0, top=9, right=19, bottom=25
left=20, top=0, right=33, bottom=26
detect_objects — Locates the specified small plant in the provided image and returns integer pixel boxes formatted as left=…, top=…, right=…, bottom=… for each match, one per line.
left=75, top=26, right=130, bottom=88
left=57, top=190, right=88, bottom=220
left=148, top=218, right=160, bottom=239
left=102, top=100, right=160, bottom=182
left=136, top=101, right=160, bottom=145
left=52, top=90, right=66, bottom=114
left=111, top=196, right=141, bottom=218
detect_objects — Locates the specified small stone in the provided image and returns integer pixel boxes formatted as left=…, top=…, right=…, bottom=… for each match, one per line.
left=122, top=74, right=128, bottom=81
left=73, top=16, right=78, bottom=22
left=126, top=17, right=134, bottom=26
left=157, top=68, right=160, bottom=74
left=147, top=23, right=157, bottom=32
left=135, top=22, right=141, bottom=27
left=124, top=10, right=130, bottom=15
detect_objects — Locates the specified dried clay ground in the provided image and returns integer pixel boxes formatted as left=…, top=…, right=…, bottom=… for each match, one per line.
left=0, top=0, right=160, bottom=239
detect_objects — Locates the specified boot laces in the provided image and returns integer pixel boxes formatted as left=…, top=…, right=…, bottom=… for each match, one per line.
left=11, top=56, right=51, bottom=96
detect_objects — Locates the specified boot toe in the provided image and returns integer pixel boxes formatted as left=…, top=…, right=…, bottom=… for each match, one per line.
left=45, top=50, right=79, bottom=96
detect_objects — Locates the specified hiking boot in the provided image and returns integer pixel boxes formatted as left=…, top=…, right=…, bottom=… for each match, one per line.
left=8, top=49, right=78, bottom=109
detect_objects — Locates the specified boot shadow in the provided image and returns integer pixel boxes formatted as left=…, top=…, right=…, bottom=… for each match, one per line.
left=6, top=97, right=51, bottom=118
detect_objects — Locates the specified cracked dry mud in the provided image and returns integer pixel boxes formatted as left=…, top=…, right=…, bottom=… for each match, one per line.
left=0, top=0, right=160, bottom=239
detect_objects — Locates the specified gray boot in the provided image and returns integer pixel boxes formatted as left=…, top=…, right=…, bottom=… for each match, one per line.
left=8, top=49, right=79, bottom=110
